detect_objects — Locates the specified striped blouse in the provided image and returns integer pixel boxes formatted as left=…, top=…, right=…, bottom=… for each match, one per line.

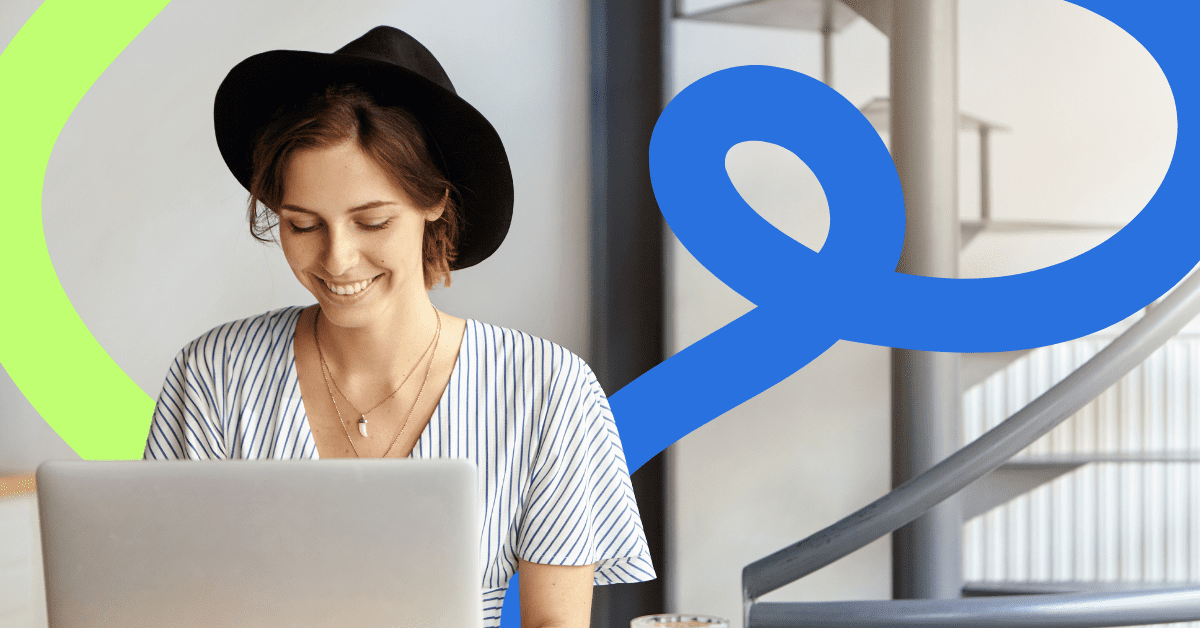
left=144, top=306, right=655, bottom=626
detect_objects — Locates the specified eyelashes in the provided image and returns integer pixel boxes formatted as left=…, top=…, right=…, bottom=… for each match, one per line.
left=287, top=222, right=320, bottom=233
left=286, top=218, right=393, bottom=233
left=360, top=218, right=393, bottom=231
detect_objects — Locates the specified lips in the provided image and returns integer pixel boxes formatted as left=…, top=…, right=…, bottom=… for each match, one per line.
left=321, top=274, right=379, bottom=296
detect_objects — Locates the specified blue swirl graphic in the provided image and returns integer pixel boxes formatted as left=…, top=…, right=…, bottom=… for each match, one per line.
left=611, top=0, right=1198, bottom=475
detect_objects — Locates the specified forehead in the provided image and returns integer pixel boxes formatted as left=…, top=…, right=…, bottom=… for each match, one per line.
left=281, top=141, right=411, bottom=211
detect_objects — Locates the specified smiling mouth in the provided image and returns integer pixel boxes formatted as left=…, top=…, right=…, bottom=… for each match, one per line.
left=321, top=275, right=380, bottom=296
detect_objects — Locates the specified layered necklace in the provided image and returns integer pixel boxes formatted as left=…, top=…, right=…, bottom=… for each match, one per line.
left=313, top=306, right=441, bottom=458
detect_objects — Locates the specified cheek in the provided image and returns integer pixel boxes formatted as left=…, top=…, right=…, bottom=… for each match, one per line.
left=278, top=234, right=317, bottom=274
left=381, top=222, right=427, bottom=265
left=278, top=236, right=298, bottom=265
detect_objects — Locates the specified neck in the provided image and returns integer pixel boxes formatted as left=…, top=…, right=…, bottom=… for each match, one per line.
left=316, top=295, right=439, bottom=381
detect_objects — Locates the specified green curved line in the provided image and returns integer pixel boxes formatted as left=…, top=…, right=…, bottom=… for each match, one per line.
left=0, top=0, right=170, bottom=460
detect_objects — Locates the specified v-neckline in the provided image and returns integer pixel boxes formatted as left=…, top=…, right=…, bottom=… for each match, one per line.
left=286, top=307, right=472, bottom=460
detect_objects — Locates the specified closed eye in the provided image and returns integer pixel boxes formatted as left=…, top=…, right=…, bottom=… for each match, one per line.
left=359, top=218, right=392, bottom=231
left=288, top=221, right=320, bottom=233
left=284, top=218, right=391, bottom=233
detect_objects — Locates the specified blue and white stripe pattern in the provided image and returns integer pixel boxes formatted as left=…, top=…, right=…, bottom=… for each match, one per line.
left=145, top=306, right=655, bottom=626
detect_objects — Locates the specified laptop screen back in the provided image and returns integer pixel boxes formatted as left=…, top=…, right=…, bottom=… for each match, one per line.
left=37, top=459, right=481, bottom=628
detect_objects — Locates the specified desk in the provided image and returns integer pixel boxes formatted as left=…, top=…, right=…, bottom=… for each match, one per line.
left=0, top=474, right=36, bottom=499
left=0, top=482, right=46, bottom=627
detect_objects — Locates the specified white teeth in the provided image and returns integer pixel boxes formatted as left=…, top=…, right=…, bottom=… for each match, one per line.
left=323, top=276, right=375, bottom=296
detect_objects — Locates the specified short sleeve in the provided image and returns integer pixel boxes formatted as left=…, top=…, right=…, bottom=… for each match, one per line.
left=144, top=336, right=229, bottom=461
left=517, top=358, right=656, bottom=585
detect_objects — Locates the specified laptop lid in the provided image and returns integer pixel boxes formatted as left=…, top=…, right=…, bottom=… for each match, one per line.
left=37, top=459, right=481, bottom=628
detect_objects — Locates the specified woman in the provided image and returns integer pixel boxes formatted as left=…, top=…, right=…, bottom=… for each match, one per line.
left=143, top=26, right=654, bottom=628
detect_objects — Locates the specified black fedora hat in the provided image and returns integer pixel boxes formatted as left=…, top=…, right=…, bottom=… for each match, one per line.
left=214, top=26, right=513, bottom=270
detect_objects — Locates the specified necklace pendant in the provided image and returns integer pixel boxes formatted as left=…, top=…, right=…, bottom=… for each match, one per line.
left=358, top=416, right=368, bottom=438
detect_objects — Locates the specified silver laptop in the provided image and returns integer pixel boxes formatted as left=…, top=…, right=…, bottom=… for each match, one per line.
left=37, top=459, right=482, bottom=628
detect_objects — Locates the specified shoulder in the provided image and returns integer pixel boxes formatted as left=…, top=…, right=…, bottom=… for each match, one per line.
left=460, top=321, right=611, bottom=436
left=463, top=320, right=596, bottom=384
left=151, top=306, right=309, bottom=460
left=181, top=306, right=304, bottom=352
left=171, top=306, right=306, bottom=373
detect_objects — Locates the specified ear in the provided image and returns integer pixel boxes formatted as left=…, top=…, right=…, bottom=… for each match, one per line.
left=424, top=189, right=449, bottom=222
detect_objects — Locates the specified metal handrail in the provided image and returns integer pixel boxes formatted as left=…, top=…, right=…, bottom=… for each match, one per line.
left=748, top=585, right=1200, bottom=627
left=741, top=266, right=1200, bottom=624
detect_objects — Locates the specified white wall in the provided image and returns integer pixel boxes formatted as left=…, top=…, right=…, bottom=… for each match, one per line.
left=666, top=1, right=1176, bottom=624
left=0, top=0, right=593, bottom=472
left=956, top=0, right=1174, bottom=279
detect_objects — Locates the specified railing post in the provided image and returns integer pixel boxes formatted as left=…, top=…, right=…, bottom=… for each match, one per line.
left=889, top=0, right=963, bottom=600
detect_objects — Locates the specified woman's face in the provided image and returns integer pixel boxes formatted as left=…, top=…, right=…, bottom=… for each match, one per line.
left=278, top=141, right=443, bottom=329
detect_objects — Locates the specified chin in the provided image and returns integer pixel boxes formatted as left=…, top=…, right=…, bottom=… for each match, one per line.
left=315, top=303, right=382, bottom=330
left=308, top=283, right=378, bottom=323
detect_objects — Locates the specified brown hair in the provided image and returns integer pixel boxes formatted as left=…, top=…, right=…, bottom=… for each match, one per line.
left=247, top=85, right=460, bottom=289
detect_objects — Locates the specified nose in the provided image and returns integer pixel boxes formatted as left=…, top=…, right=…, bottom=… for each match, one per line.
left=322, top=225, right=360, bottom=277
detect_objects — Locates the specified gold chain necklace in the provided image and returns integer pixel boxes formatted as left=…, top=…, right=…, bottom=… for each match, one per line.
left=314, top=308, right=437, bottom=438
left=314, top=307, right=441, bottom=458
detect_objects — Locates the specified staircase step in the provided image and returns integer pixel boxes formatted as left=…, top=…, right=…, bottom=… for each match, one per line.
left=962, top=461, right=1085, bottom=520
left=961, top=218, right=1123, bottom=247
left=962, top=453, right=1200, bottom=520
left=676, top=0, right=860, bottom=32
left=965, top=580, right=1200, bottom=597
left=859, top=97, right=1008, bottom=134
left=1011, top=452, right=1200, bottom=465
left=961, top=349, right=1032, bottom=390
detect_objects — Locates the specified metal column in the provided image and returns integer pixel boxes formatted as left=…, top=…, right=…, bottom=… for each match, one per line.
left=979, top=125, right=991, bottom=220
left=589, top=0, right=667, bottom=624
left=821, top=0, right=834, bottom=86
left=889, top=0, right=963, bottom=600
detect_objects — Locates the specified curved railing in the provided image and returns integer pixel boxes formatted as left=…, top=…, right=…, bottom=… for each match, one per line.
left=748, top=586, right=1200, bottom=627
left=742, top=267, right=1200, bottom=627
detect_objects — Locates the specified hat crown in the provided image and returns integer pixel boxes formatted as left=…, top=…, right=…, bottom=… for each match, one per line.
left=334, top=26, right=456, bottom=95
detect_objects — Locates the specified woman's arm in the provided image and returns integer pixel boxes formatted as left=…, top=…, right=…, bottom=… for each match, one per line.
left=518, top=559, right=594, bottom=628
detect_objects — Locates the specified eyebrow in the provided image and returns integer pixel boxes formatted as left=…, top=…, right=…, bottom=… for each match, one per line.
left=278, top=200, right=397, bottom=215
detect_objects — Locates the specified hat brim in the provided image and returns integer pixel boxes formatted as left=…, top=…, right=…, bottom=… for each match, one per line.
left=214, top=49, right=513, bottom=270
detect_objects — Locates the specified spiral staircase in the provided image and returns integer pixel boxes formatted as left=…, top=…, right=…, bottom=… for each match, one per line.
left=673, top=0, right=1200, bottom=626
